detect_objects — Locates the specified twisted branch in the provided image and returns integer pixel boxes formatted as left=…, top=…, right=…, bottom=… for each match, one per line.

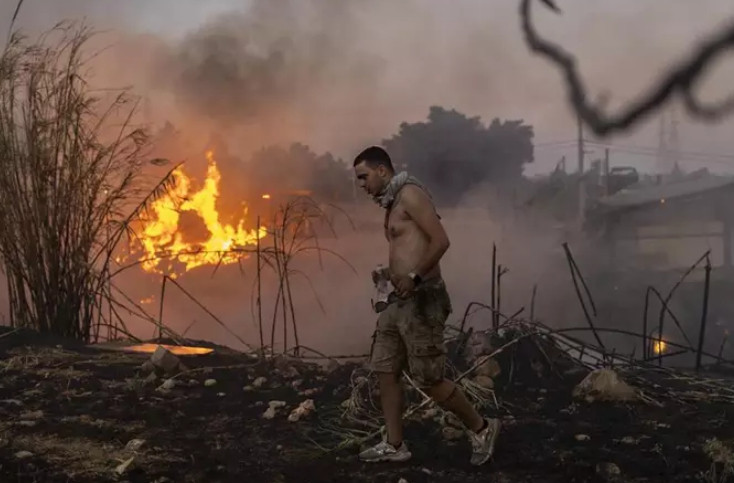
left=520, top=0, right=734, bottom=136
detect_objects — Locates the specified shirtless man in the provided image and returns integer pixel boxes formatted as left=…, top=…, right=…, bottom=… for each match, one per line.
left=352, top=146, right=500, bottom=466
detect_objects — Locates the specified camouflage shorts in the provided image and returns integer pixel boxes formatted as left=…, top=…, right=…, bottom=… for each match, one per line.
left=367, top=278, right=452, bottom=387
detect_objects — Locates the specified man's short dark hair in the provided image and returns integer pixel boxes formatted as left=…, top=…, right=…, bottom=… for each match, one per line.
left=354, top=146, right=394, bottom=172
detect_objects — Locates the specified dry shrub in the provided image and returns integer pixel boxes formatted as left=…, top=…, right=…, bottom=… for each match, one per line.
left=0, top=22, right=171, bottom=342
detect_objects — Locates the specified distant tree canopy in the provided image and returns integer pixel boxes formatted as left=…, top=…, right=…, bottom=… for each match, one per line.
left=245, top=142, right=352, bottom=202
left=382, top=106, right=534, bottom=206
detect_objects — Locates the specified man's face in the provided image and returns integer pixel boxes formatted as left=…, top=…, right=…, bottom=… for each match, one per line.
left=354, top=161, right=388, bottom=197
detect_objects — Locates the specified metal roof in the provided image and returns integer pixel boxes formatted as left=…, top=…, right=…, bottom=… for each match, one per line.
left=596, top=175, right=734, bottom=209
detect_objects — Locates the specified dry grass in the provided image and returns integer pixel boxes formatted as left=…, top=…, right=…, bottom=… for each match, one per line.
left=10, top=432, right=177, bottom=479
left=0, top=21, right=176, bottom=343
left=703, top=438, right=734, bottom=483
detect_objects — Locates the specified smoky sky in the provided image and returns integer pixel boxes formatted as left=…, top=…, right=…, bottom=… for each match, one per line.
left=4, top=0, right=734, bottom=174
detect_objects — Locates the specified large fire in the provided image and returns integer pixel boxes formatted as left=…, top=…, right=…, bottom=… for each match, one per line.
left=134, top=150, right=266, bottom=277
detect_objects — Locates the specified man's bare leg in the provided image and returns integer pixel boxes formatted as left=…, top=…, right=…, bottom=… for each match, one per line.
left=378, top=372, right=404, bottom=446
left=427, top=378, right=500, bottom=466
left=426, top=379, right=484, bottom=431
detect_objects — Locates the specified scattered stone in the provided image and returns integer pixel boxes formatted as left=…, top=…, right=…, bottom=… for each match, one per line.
left=243, top=385, right=253, bottom=391
left=1, top=399, right=23, bottom=407
left=17, top=420, right=37, bottom=427
left=422, top=407, right=439, bottom=420
left=115, top=456, right=135, bottom=475
left=140, top=360, right=155, bottom=374
left=282, top=366, right=300, bottom=379
left=620, top=436, right=638, bottom=445
left=474, top=375, right=494, bottom=389
left=326, top=360, right=340, bottom=373
left=160, top=378, right=176, bottom=390
left=20, top=410, right=43, bottom=420
left=150, top=346, right=183, bottom=375
left=125, top=439, right=146, bottom=451
left=572, top=368, right=637, bottom=403
left=288, top=399, right=316, bottom=422
left=596, top=462, right=622, bottom=481
left=144, top=372, right=158, bottom=385
left=252, top=377, right=267, bottom=388
left=398, top=478, right=408, bottom=483
left=14, top=450, right=33, bottom=459
left=575, top=434, right=591, bottom=441
left=263, top=400, right=287, bottom=419
left=204, top=379, right=217, bottom=387
left=299, top=388, right=319, bottom=397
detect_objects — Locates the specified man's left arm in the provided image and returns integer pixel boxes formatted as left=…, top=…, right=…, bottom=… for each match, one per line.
left=402, top=186, right=450, bottom=278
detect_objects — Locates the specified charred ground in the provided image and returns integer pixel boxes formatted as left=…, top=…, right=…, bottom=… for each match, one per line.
left=0, top=326, right=733, bottom=483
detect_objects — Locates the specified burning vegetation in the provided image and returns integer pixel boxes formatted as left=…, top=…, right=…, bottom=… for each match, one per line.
left=130, top=150, right=266, bottom=277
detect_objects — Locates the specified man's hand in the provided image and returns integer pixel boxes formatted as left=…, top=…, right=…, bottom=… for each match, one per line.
left=391, top=273, right=415, bottom=298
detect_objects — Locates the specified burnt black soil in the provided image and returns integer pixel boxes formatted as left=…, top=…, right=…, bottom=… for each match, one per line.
left=0, top=330, right=733, bottom=483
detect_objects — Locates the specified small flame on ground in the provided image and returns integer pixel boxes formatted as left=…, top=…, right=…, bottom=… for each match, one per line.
left=652, top=340, right=667, bottom=354
left=122, top=343, right=213, bottom=356
left=261, top=193, right=271, bottom=199
left=140, top=296, right=154, bottom=305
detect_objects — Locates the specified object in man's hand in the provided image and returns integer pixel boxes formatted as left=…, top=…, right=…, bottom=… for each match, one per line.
left=372, top=264, right=396, bottom=313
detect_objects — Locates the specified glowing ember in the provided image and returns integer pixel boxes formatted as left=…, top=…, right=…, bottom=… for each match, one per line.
left=652, top=339, right=667, bottom=354
left=122, top=343, right=213, bottom=356
left=134, top=150, right=267, bottom=276
left=261, top=193, right=271, bottom=199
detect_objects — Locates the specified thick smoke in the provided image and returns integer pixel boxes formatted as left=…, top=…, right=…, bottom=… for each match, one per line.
left=2, top=0, right=734, bottom=354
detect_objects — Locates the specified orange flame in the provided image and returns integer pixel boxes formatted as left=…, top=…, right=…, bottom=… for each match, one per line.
left=135, top=150, right=266, bottom=276
left=652, top=339, right=667, bottom=354
left=122, top=343, right=213, bottom=355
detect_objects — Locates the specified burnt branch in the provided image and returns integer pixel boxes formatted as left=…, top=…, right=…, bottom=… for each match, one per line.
left=520, top=0, right=734, bottom=136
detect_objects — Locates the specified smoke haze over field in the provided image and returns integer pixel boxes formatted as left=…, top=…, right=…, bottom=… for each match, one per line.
left=2, top=0, right=734, bottom=353
left=3, top=0, right=734, bottom=174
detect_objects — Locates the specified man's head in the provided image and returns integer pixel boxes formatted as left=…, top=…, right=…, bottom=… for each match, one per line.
left=353, top=146, right=395, bottom=197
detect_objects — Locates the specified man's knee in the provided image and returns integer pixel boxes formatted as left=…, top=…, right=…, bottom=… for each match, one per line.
left=426, top=379, right=457, bottom=405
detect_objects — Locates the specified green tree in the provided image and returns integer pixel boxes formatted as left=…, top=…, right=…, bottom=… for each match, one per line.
left=382, top=106, right=534, bottom=206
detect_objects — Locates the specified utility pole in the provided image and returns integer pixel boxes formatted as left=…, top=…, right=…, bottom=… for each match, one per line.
left=577, top=112, right=586, bottom=229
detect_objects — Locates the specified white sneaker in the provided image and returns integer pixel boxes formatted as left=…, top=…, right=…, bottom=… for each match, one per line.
left=358, top=440, right=412, bottom=462
left=468, top=418, right=501, bottom=466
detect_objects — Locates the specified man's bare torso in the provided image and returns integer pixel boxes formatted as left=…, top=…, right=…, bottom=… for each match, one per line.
left=384, top=185, right=442, bottom=281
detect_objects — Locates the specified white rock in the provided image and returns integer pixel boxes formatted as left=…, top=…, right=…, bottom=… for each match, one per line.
left=252, top=377, right=267, bottom=388
left=14, top=450, right=33, bottom=459
left=150, top=346, right=181, bottom=374
left=125, top=439, right=146, bottom=451
left=575, top=434, right=591, bottom=441
left=204, top=379, right=217, bottom=387
left=287, top=399, right=315, bottom=422
left=115, top=456, right=135, bottom=475
left=161, top=379, right=176, bottom=390
left=572, top=368, right=637, bottom=403
left=263, top=400, right=286, bottom=419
